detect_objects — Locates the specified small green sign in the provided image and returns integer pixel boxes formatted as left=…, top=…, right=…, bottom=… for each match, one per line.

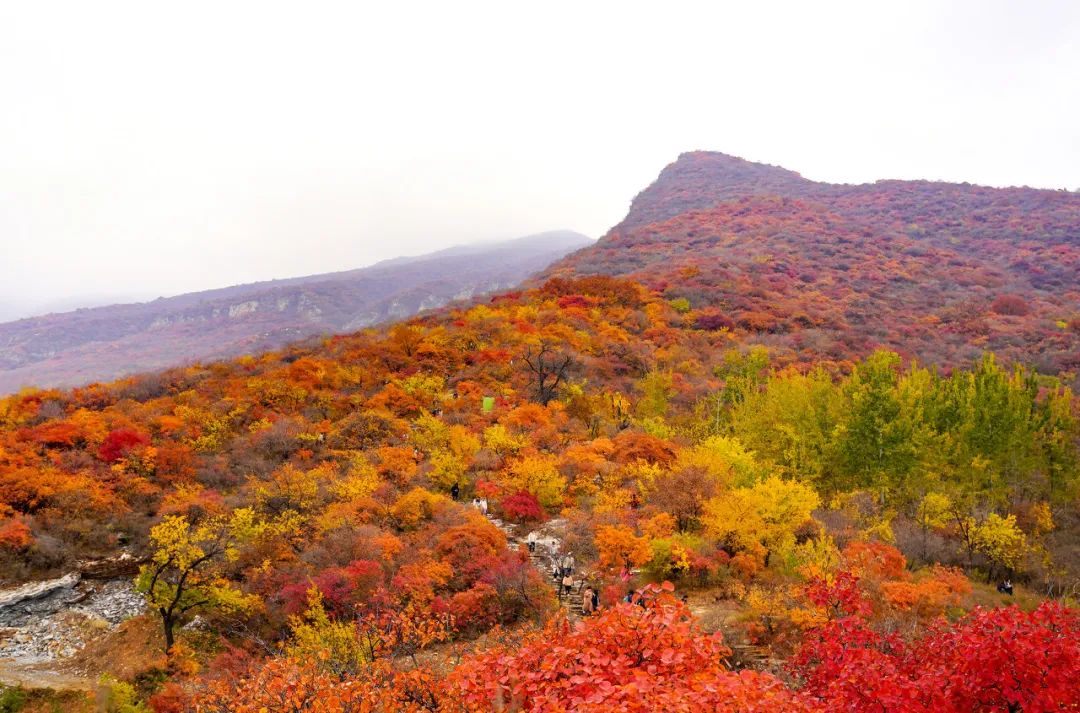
left=482, top=396, right=495, bottom=413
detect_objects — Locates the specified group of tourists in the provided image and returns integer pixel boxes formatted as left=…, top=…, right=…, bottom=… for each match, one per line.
left=543, top=549, right=602, bottom=616
left=553, top=551, right=576, bottom=597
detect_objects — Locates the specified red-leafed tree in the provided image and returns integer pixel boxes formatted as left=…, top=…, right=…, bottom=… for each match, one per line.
left=792, top=602, right=1080, bottom=712
left=500, top=491, right=545, bottom=523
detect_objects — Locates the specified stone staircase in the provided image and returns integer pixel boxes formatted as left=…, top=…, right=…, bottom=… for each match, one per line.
left=486, top=515, right=584, bottom=621
left=726, top=643, right=770, bottom=670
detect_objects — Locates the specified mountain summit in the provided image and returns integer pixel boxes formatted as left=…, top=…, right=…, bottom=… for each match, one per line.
left=617, top=151, right=814, bottom=229
left=550, top=152, right=1080, bottom=373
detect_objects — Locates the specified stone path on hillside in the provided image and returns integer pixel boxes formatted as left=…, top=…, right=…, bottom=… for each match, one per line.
left=484, top=514, right=775, bottom=670
left=484, top=516, right=586, bottom=621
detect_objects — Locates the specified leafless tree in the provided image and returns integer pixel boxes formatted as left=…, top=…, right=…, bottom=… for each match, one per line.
left=521, top=341, right=574, bottom=405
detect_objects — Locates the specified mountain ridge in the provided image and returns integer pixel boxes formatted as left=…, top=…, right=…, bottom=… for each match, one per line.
left=0, top=230, right=592, bottom=393
left=548, top=152, right=1080, bottom=376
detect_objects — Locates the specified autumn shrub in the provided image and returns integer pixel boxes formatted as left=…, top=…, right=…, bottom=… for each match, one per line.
left=793, top=602, right=1080, bottom=711
left=390, top=488, right=448, bottom=530
left=0, top=517, right=32, bottom=550
left=278, top=563, right=382, bottom=618
left=499, top=491, right=545, bottom=523
left=654, top=537, right=732, bottom=589
left=990, top=293, right=1031, bottom=316
left=147, top=682, right=187, bottom=713
left=595, top=524, right=651, bottom=573
left=693, top=309, right=735, bottom=331
left=445, top=582, right=501, bottom=634
left=842, top=540, right=908, bottom=581
left=730, top=551, right=763, bottom=581
left=503, top=454, right=565, bottom=509
left=328, top=410, right=402, bottom=450
left=737, top=310, right=782, bottom=333
left=610, top=431, right=677, bottom=466
left=881, top=565, right=970, bottom=620
left=435, top=520, right=506, bottom=590
left=373, top=445, right=418, bottom=485
left=540, top=275, right=644, bottom=307
left=98, top=428, right=150, bottom=463
left=599, top=582, right=627, bottom=608
left=447, top=583, right=815, bottom=712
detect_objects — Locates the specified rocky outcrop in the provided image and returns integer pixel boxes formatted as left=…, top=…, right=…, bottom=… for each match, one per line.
left=0, top=574, right=81, bottom=623
left=77, top=553, right=143, bottom=580
left=0, top=575, right=145, bottom=663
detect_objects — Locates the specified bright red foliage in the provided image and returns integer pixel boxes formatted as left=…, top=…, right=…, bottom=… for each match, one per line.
left=499, top=491, right=545, bottom=523
left=448, top=583, right=814, bottom=712
left=793, top=602, right=1080, bottom=712
left=98, top=427, right=150, bottom=463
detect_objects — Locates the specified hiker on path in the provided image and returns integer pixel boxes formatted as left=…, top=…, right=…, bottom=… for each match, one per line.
left=526, top=531, right=537, bottom=553
left=450, top=483, right=459, bottom=501
left=561, top=573, right=574, bottom=599
left=560, top=553, right=575, bottom=577
left=582, top=586, right=595, bottom=616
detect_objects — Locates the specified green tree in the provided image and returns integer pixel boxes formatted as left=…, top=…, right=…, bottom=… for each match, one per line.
left=833, top=351, right=921, bottom=500
left=727, top=366, right=840, bottom=488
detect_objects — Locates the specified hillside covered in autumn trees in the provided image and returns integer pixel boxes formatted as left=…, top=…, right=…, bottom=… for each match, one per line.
left=1, top=153, right=1079, bottom=711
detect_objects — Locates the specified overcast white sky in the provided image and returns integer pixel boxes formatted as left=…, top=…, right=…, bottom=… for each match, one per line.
left=1, top=0, right=1078, bottom=319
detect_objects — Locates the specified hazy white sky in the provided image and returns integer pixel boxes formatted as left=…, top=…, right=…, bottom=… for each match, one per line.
left=2, top=0, right=1078, bottom=317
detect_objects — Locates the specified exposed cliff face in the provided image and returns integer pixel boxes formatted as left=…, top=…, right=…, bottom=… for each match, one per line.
left=0, top=231, right=592, bottom=392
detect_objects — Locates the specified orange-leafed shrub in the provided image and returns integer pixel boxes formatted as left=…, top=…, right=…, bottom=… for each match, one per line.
left=843, top=541, right=908, bottom=581
left=991, top=294, right=1030, bottom=316
left=0, top=517, right=32, bottom=549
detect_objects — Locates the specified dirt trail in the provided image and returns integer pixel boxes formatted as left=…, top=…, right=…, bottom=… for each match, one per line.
left=0, top=659, right=98, bottom=691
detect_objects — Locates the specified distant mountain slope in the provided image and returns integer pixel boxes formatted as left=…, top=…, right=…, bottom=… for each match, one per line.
left=547, top=152, right=1080, bottom=373
left=0, top=231, right=592, bottom=392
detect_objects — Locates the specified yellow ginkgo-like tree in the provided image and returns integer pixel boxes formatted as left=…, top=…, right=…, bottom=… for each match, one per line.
left=702, top=476, right=820, bottom=558
left=136, top=511, right=258, bottom=655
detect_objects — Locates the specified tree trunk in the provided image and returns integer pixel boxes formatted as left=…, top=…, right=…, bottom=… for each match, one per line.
left=161, top=608, right=175, bottom=655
